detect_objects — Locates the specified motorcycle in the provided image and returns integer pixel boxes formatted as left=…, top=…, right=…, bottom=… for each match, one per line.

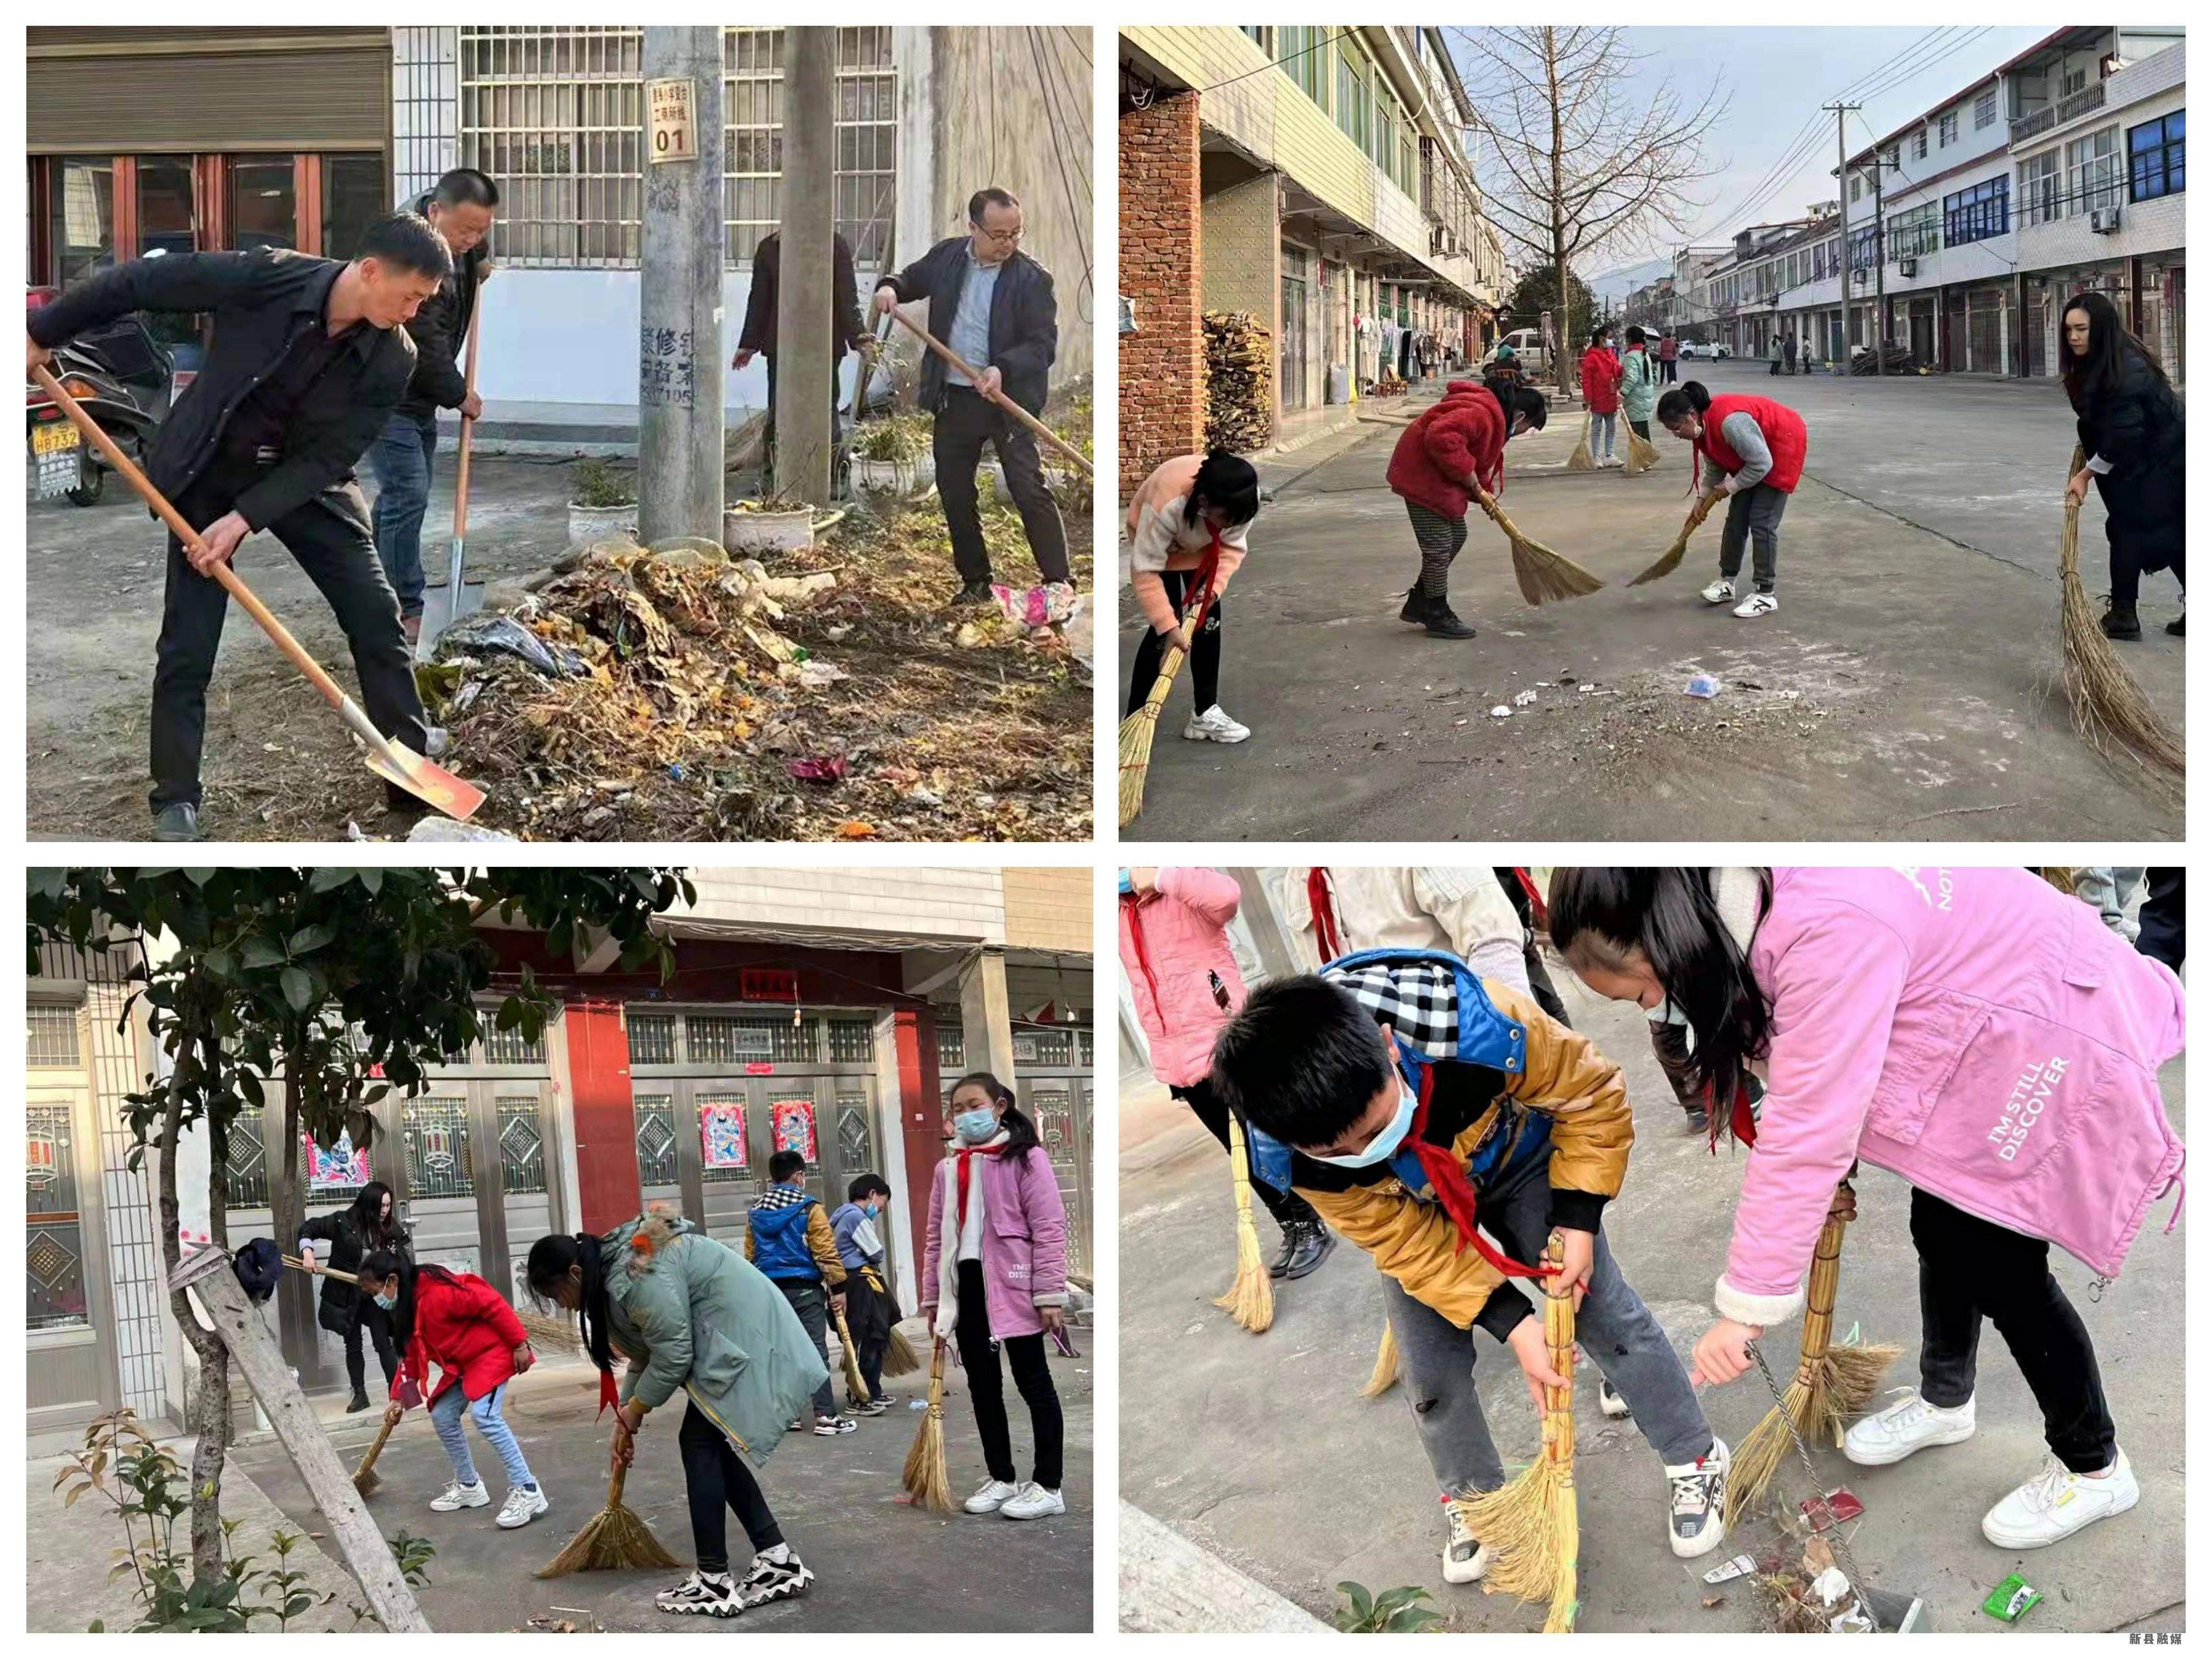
left=26, top=298, right=173, bottom=507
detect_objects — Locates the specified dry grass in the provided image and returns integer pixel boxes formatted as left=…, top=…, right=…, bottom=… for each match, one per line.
left=1361, top=1322, right=1400, bottom=1399
left=2057, top=445, right=2185, bottom=786
left=1472, top=485, right=1606, bottom=606
left=1629, top=488, right=1723, bottom=586
left=1213, top=1117, right=1274, bottom=1335
left=900, top=1339, right=956, bottom=1513
left=535, top=1466, right=681, bottom=1577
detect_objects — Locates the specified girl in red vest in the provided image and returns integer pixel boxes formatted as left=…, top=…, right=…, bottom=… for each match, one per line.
left=1656, top=380, right=1808, bottom=619
left=1579, top=326, right=1623, bottom=467
left=1385, top=379, right=1549, bottom=637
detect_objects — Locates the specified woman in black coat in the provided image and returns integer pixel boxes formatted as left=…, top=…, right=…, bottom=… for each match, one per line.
left=297, top=1180, right=410, bottom=1412
left=2062, top=291, right=2186, bottom=639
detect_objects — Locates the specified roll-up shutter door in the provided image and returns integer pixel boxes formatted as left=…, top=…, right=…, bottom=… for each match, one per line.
left=29, top=29, right=389, bottom=154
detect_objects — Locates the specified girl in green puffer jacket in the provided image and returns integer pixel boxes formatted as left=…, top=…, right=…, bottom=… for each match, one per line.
left=1620, top=326, right=1662, bottom=442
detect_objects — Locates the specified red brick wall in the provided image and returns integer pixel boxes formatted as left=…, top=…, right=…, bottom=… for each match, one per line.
left=1119, top=93, right=1203, bottom=496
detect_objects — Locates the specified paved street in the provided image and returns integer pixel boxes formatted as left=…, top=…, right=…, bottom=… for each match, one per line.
left=1120, top=364, right=2183, bottom=841
left=1119, top=947, right=2186, bottom=1633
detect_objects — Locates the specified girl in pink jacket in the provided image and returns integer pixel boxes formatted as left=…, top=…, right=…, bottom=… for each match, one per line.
left=1120, top=866, right=1333, bottom=1279
left=922, top=1071, right=1070, bottom=1522
left=1549, top=867, right=2185, bottom=1553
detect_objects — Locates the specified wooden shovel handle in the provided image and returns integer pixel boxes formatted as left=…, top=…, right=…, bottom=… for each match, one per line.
left=451, top=299, right=483, bottom=543
left=30, top=362, right=352, bottom=715
left=884, top=307, right=1092, bottom=477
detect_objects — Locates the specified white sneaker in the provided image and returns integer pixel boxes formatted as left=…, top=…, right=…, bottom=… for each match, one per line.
left=1981, top=1451, right=2139, bottom=1549
left=1732, top=591, right=1779, bottom=619
left=964, top=1478, right=1020, bottom=1515
left=496, top=1483, right=549, bottom=1529
left=1843, top=1389, right=1976, bottom=1466
left=1663, top=1437, right=1729, bottom=1559
left=999, top=1481, right=1066, bottom=1520
left=1441, top=1501, right=1491, bottom=1584
left=430, top=1477, right=490, bottom=1512
left=1701, top=578, right=1736, bottom=605
left=1600, top=455, right=1623, bottom=468
left=1598, top=1376, right=1630, bottom=1420
left=1182, top=705, right=1251, bottom=744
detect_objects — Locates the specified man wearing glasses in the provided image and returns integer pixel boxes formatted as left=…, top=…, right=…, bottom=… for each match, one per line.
left=873, top=187, right=1067, bottom=607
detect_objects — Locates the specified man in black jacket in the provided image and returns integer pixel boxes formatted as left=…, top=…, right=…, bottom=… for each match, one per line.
left=26, top=213, right=450, bottom=842
left=873, top=188, right=1067, bottom=606
left=732, top=229, right=868, bottom=489
left=366, top=169, right=498, bottom=642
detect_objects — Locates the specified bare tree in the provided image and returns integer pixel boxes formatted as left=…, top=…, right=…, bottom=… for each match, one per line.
left=1453, top=27, right=1726, bottom=398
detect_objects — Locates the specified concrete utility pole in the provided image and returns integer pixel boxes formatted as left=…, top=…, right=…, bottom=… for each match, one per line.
left=776, top=27, right=837, bottom=504
left=1825, top=101, right=1859, bottom=369
left=638, top=26, right=726, bottom=544
left=1870, top=148, right=1888, bottom=376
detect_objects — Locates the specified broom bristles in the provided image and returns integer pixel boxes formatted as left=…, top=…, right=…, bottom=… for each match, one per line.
left=885, top=1325, right=923, bottom=1378
left=1623, top=427, right=1661, bottom=476
left=1361, top=1323, right=1400, bottom=1398
left=535, top=1468, right=680, bottom=1577
left=1117, top=637, right=1192, bottom=827
left=900, top=1341, right=956, bottom=1513
left=833, top=1305, right=871, bottom=1405
left=2057, top=446, right=2185, bottom=782
left=1473, top=487, right=1605, bottom=606
left=1215, top=1118, right=1274, bottom=1334
left=1629, top=490, right=1720, bottom=586
left=1568, top=414, right=1596, bottom=471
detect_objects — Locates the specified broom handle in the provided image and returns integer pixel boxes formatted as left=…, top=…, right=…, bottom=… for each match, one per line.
left=356, top=1413, right=398, bottom=1477
left=1133, top=568, right=1220, bottom=716
left=885, top=307, right=1092, bottom=476
left=606, top=1463, right=630, bottom=1506
left=284, top=1254, right=360, bottom=1286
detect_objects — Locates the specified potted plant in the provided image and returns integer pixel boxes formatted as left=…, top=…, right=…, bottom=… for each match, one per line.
left=725, top=487, right=815, bottom=554
left=567, top=456, right=637, bottom=543
left=1043, top=398, right=1093, bottom=515
left=850, top=412, right=932, bottom=494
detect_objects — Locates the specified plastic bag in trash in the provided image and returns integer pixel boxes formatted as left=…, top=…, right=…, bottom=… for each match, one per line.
left=991, top=580, right=1079, bottom=630
left=1685, top=673, right=1722, bottom=698
left=439, top=614, right=590, bottom=678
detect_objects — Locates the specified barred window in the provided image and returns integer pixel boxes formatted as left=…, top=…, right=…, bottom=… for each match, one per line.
left=459, top=26, right=895, bottom=271
left=480, top=1018, right=546, bottom=1066
left=27, top=1005, right=81, bottom=1068
left=627, top=1011, right=677, bottom=1065
left=827, top=1017, right=876, bottom=1063
left=935, top=1024, right=964, bottom=1073
left=689, top=1014, right=819, bottom=1064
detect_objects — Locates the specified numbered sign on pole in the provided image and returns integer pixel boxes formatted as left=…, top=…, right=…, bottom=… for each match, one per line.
left=647, top=77, right=697, bottom=163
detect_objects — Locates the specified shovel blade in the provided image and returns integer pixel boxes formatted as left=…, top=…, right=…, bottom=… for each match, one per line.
left=415, top=536, right=487, bottom=661
left=364, top=739, right=487, bottom=822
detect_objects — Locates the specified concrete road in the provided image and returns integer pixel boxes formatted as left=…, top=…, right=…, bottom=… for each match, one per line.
left=221, top=1346, right=1092, bottom=1631
left=1119, top=366, right=2183, bottom=842
left=1118, top=953, right=2186, bottom=1633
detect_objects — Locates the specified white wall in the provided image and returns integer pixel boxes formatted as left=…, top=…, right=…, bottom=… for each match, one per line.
left=680, top=868, right=1008, bottom=945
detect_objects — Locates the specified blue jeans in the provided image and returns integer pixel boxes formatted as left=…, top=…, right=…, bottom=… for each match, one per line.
left=366, top=409, right=439, bottom=619
left=430, top=1382, right=536, bottom=1492
left=1592, top=411, right=1617, bottom=458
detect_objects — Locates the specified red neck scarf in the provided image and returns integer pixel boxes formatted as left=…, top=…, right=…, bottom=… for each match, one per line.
left=1307, top=868, right=1345, bottom=961
left=1404, top=1063, right=1545, bottom=1280
left=955, top=1138, right=1011, bottom=1232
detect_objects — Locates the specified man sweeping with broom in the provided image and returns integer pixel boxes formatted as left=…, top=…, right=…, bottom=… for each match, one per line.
left=1209, top=952, right=1730, bottom=1596
left=526, top=1213, right=826, bottom=1618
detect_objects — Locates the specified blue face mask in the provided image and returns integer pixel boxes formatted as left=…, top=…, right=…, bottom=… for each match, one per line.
left=1646, top=995, right=1690, bottom=1030
left=1118, top=870, right=1133, bottom=894
left=373, top=1291, right=398, bottom=1311
left=953, top=1107, right=1000, bottom=1144
left=1311, top=1084, right=1420, bottom=1169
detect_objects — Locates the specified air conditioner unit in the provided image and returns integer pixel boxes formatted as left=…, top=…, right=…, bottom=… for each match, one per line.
left=1852, top=268, right=1869, bottom=285
left=1898, top=257, right=1918, bottom=278
left=2091, top=207, right=2123, bottom=234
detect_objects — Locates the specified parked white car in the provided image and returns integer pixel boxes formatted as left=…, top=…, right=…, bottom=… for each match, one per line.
left=1491, top=326, right=1549, bottom=375
left=1678, top=340, right=1731, bottom=360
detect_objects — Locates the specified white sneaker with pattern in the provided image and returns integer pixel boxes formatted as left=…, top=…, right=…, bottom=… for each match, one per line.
left=964, top=1478, right=1020, bottom=1515
left=1701, top=578, right=1735, bottom=605
left=1000, top=1481, right=1066, bottom=1520
left=1182, top=706, right=1252, bottom=743
left=1843, top=1389, right=1976, bottom=1466
left=430, top=1478, right=489, bottom=1512
left=496, top=1483, right=548, bottom=1528
left=1981, top=1451, right=2138, bottom=1549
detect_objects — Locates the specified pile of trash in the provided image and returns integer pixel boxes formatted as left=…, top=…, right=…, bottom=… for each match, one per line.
left=426, top=503, right=1091, bottom=842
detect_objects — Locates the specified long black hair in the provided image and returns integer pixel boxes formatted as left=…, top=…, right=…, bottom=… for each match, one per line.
left=358, top=1248, right=465, bottom=1354
left=1546, top=869, right=1774, bottom=1136
left=1489, top=382, right=1549, bottom=435
left=1655, top=380, right=1712, bottom=426
left=344, top=1180, right=398, bottom=1249
left=524, top=1234, right=617, bottom=1386
left=1182, top=449, right=1261, bottom=530
left=2058, top=289, right=2169, bottom=414
left=950, top=1069, right=1041, bottom=1158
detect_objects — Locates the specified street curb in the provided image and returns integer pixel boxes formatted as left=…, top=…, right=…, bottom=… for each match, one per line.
left=1118, top=1500, right=1333, bottom=1633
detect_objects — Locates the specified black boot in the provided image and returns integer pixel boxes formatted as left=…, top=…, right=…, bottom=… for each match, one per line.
left=2101, top=603, right=2142, bottom=640
left=1271, top=1217, right=1336, bottom=1280
left=949, top=579, right=996, bottom=609
left=1422, top=595, right=1477, bottom=640
left=346, top=1388, right=371, bottom=1414
left=1399, top=587, right=1427, bottom=625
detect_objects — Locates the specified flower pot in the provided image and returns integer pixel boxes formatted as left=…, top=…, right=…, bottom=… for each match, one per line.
left=852, top=455, right=928, bottom=494
left=568, top=501, right=636, bottom=544
left=724, top=505, right=815, bottom=554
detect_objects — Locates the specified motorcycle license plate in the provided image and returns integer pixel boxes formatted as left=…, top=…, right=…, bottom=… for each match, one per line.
left=30, top=421, right=80, bottom=456
left=29, top=419, right=83, bottom=500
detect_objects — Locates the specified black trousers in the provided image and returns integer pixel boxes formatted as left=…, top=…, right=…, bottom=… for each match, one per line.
left=774, top=1279, right=837, bottom=1419
left=954, top=1258, right=1063, bottom=1489
left=1661, top=358, right=1679, bottom=383
left=157, top=459, right=427, bottom=813
left=342, top=1297, right=399, bottom=1397
left=1172, top=1079, right=1320, bottom=1229
left=1909, top=1188, right=2117, bottom=1474
left=1125, top=569, right=1222, bottom=717
left=678, top=1400, right=783, bottom=1574
left=932, top=386, right=1069, bottom=585
left=2136, top=867, right=2185, bottom=970
left=843, top=1265, right=899, bottom=1398
left=762, top=351, right=843, bottom=490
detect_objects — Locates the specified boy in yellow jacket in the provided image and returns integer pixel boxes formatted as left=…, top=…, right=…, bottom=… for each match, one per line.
left=1210, top=950, right=1727, bottom=1585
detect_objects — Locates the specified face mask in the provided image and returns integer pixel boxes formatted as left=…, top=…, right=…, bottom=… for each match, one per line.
left=1645, top=996, right=1689, bottom=1027
left=953, top=1108, right=999, bottom=1144
left=1312, top=1085, right=1419, bottom=1169
left=1118, top=870, right=1133, bottom=894
left=373, top=1291, right=398, bottom=1311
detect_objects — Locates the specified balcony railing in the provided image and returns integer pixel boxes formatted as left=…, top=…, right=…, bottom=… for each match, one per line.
left=2011, top=78, right=2107, bottom=146
left=2011, top=106, right=2056, bottom=144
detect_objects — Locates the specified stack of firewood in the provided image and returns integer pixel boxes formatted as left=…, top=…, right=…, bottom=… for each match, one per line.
left=1203, top=311, right=1273, bottom=452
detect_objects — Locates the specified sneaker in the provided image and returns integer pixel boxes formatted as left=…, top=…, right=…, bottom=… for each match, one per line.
left=1700, top=578, right=1736, bottom=605
left=1183, top=705, right=1252, bottom=744
left=1000, top=1481, right=1066, bottom=1520
left=812, top=1414, right=857, bottom=1436
left=849, top=1395, right=890, bottom=1416
left=346, top=1389, right=371, bottom=1414
left=1599, top=1377, right=1630, bottom=1420
left=657, top=1570, right=742, bottom=1618
left=430, top=1477, right=490, bottom=1512
left=789, top=1418, right=808, bottom=1433
left=1843, top=1390, right=1976, bottom=1466
left=1600, top=455, right=1622, bottom=468
left=1441, top=1500, right=1491, bottom=1584
left=964, top=1478, right=1020, bottom=1515
left=948, top=579, right=996, bottom=610
left=496, top=1483, right=549, bottom=1529
left=737, top=1543, right=815, bottom=1607
left=1683, top=1104, right=1711, bottom=1137
left=1732, top=590, right=1779, bottom=619
left=1663, top=1437, right=1729, bottom=1559
left=1981, top=1451, right=2139, bottom=1549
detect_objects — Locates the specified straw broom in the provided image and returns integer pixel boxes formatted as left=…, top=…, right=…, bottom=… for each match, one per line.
left=537, top=1459, right=681, bottom=1577
left=1118, top=571, right=1220, bottom=827
left=832, top=1299, right=872, bottom=1406
left=2057, top=444, right=2185, bottom=782
left=1568, top=414, right=1595, bottom=471
left=1722, top=1198, right=1899, bottom=1532
left=1471, top=484, right=1606, bottom=606
left=885, top=1324, right=923, bottom=1379
left=1452, top=1235, right=1578, bottom=1633
left=901, top=1338, right=956, bottom=1513
left=1629, top=488, right=1723, bottom=586
left=351, top=1413, right=399, bottom=1498
left=1361, top=1322, right=1400, bottom=1398
left=1623, top=425, right=1662, bottom=475
left=1214, top=1116, right=1274, bottom=1334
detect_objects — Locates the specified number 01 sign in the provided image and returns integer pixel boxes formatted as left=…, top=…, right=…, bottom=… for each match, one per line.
left=647, top=77, right=697, bottom=164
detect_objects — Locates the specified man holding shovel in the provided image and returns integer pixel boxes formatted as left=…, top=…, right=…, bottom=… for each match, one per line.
left=27, top=214, right=450, bottom=841
left=366, top=168, right=499, bottom=646
left=873, top=187, right=1068, bottom=607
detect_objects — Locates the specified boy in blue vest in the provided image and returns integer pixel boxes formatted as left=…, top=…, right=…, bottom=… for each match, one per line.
left=745, top=1150, right=855, bottom=1435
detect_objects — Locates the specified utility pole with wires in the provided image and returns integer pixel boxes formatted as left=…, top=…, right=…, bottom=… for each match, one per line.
left=1869, top=144, right=1889, bottom=376
left=1824, top=101, right=1860, bottom=369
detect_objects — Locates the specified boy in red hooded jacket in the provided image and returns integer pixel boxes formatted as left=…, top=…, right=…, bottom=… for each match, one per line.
left=1385, top=380, right=1549, bottom=637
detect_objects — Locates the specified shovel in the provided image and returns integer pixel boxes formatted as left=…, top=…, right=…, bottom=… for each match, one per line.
left=416, top=299, right=486, bottom=659
left=883, top=307, right=1092, bottom=477
left=31, top=362, right=487, bottom=822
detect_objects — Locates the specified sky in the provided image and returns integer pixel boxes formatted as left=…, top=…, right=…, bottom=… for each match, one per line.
left=1448, top=26, right=2053, bottom=290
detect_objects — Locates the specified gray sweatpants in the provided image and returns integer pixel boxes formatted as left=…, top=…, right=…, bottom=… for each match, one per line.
left=1383, top=1156, right=1713, bottom=1496
left=1717, top=483, right=1788, bottom=593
